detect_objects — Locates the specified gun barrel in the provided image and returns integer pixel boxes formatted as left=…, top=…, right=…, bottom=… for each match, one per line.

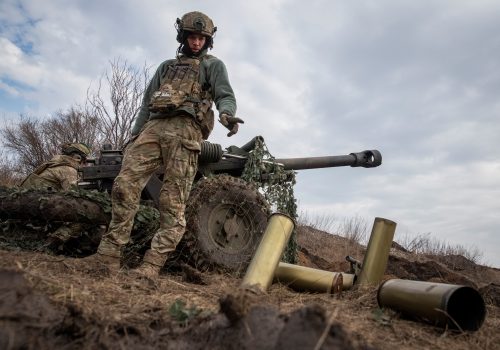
left=275, top=150, right=382, bottom=170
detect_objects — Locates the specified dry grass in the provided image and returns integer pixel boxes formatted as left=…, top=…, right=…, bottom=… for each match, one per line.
left=296, top=225, right=366, bottom=272
left=298, top=212, right=485, bottom=265
left=298, top=211, right=369, bottom=245
left=396, top=232, right=484, bottom=264
left=1, top=239, right=499, bottom=349
left=0, top=149, right=22, bottom=187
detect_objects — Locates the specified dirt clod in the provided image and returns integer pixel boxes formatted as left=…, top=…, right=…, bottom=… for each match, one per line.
left=219, top=288, right=261, bottom=324
left=0, top=269, right=65, bottom=349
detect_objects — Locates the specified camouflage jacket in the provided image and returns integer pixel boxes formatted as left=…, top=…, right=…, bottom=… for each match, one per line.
left=131, top=50, right=237, bottom=136
left=20, top=155, right=80, bottom=191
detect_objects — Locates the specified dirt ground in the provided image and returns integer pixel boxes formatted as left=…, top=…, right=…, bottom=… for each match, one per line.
left=1, top=225, right=499, bottom=350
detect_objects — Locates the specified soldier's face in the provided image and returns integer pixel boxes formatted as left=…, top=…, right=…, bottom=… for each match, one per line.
left=187, top=33, right=206, bottom=53
left=72, top=154, right=85, bottom=163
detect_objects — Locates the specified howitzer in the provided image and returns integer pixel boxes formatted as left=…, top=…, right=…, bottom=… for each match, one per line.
left=80, top=136, right=381, bottom=203
left=79, top=136, right=382, bottom=273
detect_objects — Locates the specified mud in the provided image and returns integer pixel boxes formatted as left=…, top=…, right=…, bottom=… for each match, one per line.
left=0, top=269, right=369, bottom=350
left=180, top=303, right=371, bottom=350
left=0, top=269, right=66, bottom=349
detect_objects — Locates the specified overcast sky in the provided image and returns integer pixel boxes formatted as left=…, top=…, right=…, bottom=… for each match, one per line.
left=1, top=0, right=499, bottom=267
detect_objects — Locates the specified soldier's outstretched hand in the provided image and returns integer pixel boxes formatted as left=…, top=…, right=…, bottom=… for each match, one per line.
left=219, top=113, right=244, bottom=137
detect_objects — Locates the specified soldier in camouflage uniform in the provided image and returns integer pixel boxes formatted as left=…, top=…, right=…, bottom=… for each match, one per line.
left=86, top=11, right=244, bottom=277
left=20, top=143, right=92, bottom=246
left=20, top=143, right=91, bottom=191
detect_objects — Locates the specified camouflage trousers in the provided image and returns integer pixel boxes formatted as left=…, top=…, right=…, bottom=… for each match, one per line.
left=98, top=115, right=202, bottom=257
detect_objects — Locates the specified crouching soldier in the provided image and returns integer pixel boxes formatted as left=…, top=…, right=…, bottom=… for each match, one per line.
left=20, top=142, right=92, bottom=248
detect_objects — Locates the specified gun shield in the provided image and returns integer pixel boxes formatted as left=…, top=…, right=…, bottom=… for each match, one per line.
left=377, top=279, right=486, bottom=331
left=357, top=217, right=396, bottom=286
left=241, top=213, right=295, bottom=292
left=274, top=262, right=355, bottom=293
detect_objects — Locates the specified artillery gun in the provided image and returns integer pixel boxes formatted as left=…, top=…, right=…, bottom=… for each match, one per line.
left=80, top=136, right=382, bottom=272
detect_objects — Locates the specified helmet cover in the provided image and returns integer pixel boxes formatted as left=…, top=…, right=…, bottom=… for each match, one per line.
left=62, top=143, right=92, bottom=158
left=176, top=11, right=217, bottom=43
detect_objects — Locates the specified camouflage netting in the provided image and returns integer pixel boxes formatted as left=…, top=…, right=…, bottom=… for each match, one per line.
left=180, top=174, right=270, bottom=273
left=241, top=138, right=298, bottom=263
left=0, top=186, right=159, bottom=264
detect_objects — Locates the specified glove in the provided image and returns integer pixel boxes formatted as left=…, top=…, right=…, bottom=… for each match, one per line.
left=219, top=113, right=245, bottom=137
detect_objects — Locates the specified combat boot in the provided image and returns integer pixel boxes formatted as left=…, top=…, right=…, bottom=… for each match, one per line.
left=130, top=249, right=168, bottom=279
left=78, top=239, right=122, bottom=274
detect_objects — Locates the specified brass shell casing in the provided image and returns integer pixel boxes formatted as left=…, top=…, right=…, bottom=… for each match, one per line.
left=241, top=213, right=295, bottom=292
left=275, top=262, right=355, bottom=293
left=357, top=217, right=396, bottom=286
left=378, top=279, right=486, bottom=331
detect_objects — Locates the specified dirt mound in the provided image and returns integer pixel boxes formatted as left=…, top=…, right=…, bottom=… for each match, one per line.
left=296, top=226, right=365, bottom=273
left=296, top=226, right=500, bottom=289
left=0, top=224, right=499, bottom=349
left=0, top=268, right=79, bottom=349
left=385, top=255, right=477, bottom=287
left=0, top=267, right=369, bottom=350
left=185, top=301, right=369, bottom=350
left=432, top=254, right=480, bottom=271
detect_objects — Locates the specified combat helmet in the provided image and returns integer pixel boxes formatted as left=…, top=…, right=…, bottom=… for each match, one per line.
left=176, top=11, right=217, bottom=49
left=61, top=143, right=92, bottom=159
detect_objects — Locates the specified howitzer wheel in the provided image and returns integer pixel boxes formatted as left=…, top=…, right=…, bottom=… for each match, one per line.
left=180, top=175, right=270, bottom=274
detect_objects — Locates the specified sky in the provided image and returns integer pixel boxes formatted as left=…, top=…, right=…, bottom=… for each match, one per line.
left=1, top=0, right=499, bottom=267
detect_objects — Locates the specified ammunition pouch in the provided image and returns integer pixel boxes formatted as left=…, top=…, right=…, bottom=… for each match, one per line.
left=195, top=99, right=214, bottom=140
left=148, top=59, right=202, bottom=113
left=148, top=86, right=189, bottom=113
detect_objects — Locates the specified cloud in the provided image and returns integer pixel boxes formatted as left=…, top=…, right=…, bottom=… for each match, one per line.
left=0, top=38, right=43, bottom=87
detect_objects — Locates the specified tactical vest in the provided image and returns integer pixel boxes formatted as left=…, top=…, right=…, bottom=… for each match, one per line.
left=148, top=56, right=214, bottom=139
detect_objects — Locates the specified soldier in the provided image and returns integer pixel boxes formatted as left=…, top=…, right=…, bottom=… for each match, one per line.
left=20, top=142, right=92, bottom=247
left=20, top=142, right=91, bottom=191
left=84, top=11, right=244, bottom=277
